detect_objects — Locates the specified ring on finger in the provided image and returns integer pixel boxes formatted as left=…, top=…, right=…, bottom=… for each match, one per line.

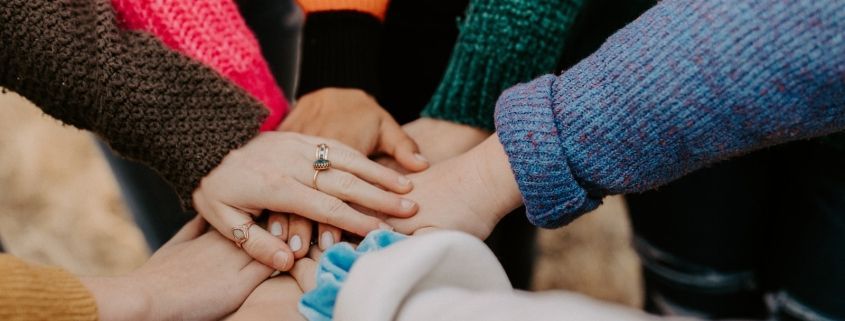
left=232, top=221, right=255, bottom=249
left=313, top=143, right=331, bottom=190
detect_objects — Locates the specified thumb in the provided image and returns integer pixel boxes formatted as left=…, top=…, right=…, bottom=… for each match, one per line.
left=379, top=120, right=429, bottom=172
left=161, top=215, right=207, bottom=248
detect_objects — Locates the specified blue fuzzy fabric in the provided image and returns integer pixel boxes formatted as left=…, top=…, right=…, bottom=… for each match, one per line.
left=298, top=230, right=406, bottom=321
left=494, top=0, right=845, bottom=228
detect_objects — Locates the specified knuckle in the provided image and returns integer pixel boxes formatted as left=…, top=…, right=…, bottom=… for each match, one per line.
left=336, top=173, right=357, bottom=198
left=323, top=199, right=347, bottom=226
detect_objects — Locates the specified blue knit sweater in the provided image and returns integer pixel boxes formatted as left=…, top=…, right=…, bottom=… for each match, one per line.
left=494, top=0, right=845, bottom=228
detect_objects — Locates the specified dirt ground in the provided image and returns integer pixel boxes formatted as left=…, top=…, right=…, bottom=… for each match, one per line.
left=0, top=90, right=642, bottom=307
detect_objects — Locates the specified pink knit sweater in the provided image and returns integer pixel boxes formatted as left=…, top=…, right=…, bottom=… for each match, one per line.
left=111, top=0, right=288, bottom=131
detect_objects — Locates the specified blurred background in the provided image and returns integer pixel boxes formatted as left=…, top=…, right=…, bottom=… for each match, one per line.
left=0, top=89, right=642, bottom=307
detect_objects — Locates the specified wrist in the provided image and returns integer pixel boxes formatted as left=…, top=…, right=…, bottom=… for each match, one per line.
left=471, top=134, right=522, bottom=221
left=80, top=276, right=151, bottom=321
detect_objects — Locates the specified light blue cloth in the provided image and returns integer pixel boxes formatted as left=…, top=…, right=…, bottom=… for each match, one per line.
left=298, top=230, right=407, bottom=321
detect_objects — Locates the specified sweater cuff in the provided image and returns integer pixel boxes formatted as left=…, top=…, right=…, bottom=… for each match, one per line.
left=0, top=255, right=97, bottom=321
left=297, top=11, right=382, bottom=99
left=494, top=75, right=602, bottom=228
left=299, top=230, right=406, bottom=321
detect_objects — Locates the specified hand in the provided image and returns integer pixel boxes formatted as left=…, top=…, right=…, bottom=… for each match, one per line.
left=193, top=132, right=417, bottom=271
left=402, top=117, right=491, bottom=164
left=387, top=135, right=523, bottom=239
left=281, top=88, right=429, bottom=171
left=278, top=88, right=428, bottom=257
left=224, top=275, right=306, bottom=321
left=81, top=217, right=274, bottom=321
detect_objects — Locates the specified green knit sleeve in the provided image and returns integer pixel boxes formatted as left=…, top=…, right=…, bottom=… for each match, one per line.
left=421, top=0, right=585, bottom=131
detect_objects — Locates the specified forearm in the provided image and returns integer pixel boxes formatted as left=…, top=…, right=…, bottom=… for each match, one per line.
left=421, top=0, right=585, bottom=130
left=0, top=0, right=267, bottom=208
left=495, top=0, right=845, bottom=227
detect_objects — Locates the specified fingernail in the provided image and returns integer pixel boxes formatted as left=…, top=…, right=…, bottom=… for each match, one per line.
left=272, top=251, right=289, bottom=270
left=378, top=223, right=395, bottom=231
left=398, top=176, right=411, bottom=186
left=290, top=235, right=302, bottom=252
left=414, top=153, right=429, bottom=164
left=270, top=270, right=281, bottom=278
left=400, top=198, right=415, bottom=210
left=320, top=231, right=334, bottom=250
left=270, top=222, right=283, bottom=237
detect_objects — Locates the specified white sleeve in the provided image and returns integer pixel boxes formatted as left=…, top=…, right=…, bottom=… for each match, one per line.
left=334, top=230, right=692, bottom=321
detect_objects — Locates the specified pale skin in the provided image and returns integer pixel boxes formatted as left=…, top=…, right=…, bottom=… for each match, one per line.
left=192, top=131, right=418, bottom=271
left=80, top=216, right=275, bottom=321
left=270, top=86, right=490, bottom=258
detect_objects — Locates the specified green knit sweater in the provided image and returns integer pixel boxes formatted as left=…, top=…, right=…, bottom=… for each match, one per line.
left=421, top=0, right=585, bottom=131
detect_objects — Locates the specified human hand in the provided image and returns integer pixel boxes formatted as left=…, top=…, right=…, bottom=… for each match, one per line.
left=402, top=117, right=491, bottom=164
left=193, top=132, right=418, bottom=271
left=277, top=88, right=428, bottom=257
left=81, top=217, right=274, bottom=321
left=224, top=275, right=306, bottom=321
left=387, top=135, right=523, bottom=239
left=281, top=88, right=429, bottom=171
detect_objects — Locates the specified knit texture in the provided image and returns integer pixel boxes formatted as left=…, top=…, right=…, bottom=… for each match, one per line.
left=421, top=0, right=584, bottom=131
left=296, top=0, right=390, bottom=20
left=112, top=0, right=288, bottom=131
left=296, top=11, right=383, bottom=98
left=495, top=0, right=845, bottom=228
left=0, top=0, right=268, bottom=210
left=0, top=255, right=97, bottom=321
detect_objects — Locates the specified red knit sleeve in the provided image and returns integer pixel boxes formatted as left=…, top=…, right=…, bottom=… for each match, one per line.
left=112, top=0, right=288, bottom=131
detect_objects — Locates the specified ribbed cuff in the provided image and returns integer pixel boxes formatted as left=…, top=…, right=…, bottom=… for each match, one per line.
left=494, top=75, right=602, bottom=228
left=0, top=256, right=98, bottom=321
left=297, top=11, right=382, bottom=99
left=421, top=0, right=584, bottom=131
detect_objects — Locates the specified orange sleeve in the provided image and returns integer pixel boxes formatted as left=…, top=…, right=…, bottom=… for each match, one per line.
left=295, top=0, right=390, bottom=20
left=0, top=255, right=97, bottom=321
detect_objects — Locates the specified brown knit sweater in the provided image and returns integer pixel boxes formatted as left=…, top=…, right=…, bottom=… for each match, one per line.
left=0, top=0, right=268, bottom=208
left=0, top=255, right=98, bottom=321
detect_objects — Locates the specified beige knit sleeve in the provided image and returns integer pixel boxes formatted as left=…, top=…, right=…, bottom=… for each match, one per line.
left=0, top=255, right=97, bottom=321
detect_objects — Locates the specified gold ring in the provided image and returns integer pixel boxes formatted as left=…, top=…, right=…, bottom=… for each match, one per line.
left=232, top=221, right=255, bottom=249
left=313, top=143, right=331, bottom=171
left=312, top=170, right=321, bottom=190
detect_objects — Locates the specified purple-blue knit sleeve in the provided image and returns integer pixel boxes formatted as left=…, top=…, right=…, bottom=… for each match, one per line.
left=495, top=0, right=845, bottom=228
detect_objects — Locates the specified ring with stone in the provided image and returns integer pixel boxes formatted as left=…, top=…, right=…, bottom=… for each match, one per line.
left=313, top=143, right=331, bottom=171
left=232, top=221, right=255, bottom=249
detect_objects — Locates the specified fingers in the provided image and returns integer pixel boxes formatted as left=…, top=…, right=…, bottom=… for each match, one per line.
left=271, top=184, right=392, bottom=237
left=315, top=169, right=417, bottom=217
left=201, top=200, right=295, bottom=272
left=317, top=224, right=341, bottom=251
left=268, top=212, right=289, bottom=240
left=239, top=259, right=275, bottom=284
left=379, top=120, right=429, bottom=172
left=300, top=136, right=414, bottom=194
left=161, top=215, right=206, bottom=248
left=288, top=215, right=312, bottom=259
left=290, top=257, right=319, bottom=293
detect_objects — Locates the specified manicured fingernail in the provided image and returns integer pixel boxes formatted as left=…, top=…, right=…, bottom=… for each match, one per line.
left=378, top=223, right=394, bottom=231
left=270, top=222, right=283, bottom=237
left=401, top=198, right=415, bottom=210
left=290, top=235, right=302, bottom=252
left=398, top=176, right=411, bottom=186
left=272, top=251, right=290, bottom=270
left=320, top=232, right=334, bottom=250
left=414, top=153, right=428, bottom=164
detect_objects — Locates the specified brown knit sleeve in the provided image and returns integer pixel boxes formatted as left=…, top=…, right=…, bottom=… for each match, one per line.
left=0, top=0, right=268, bottom=209
left=0, top=255, right=98, bottom=321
